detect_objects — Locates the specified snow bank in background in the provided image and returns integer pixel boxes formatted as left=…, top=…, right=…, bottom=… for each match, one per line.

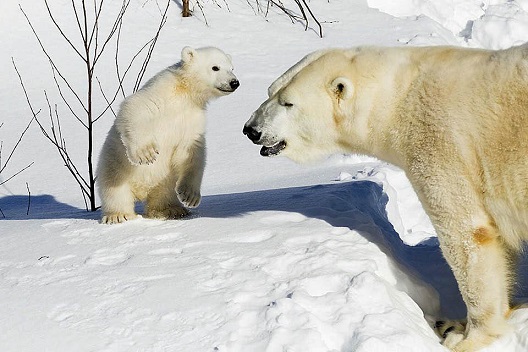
left=368, top=0, right=528, bottom=49
left=367, top=0, right=485, bottom=35
left=471, top=2, right=528, bottom=49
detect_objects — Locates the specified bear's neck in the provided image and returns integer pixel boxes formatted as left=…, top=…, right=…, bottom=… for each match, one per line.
left=337, top=82, right=411, bottom=169
left=173, top=71, right=211, bottom=109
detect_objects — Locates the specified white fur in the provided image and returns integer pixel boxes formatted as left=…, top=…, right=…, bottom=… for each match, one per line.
left=97, top=46, right=238, bottom=224
left=245, top=44, right=528, bottom=351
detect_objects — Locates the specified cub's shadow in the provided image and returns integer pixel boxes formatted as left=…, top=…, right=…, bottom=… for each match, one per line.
left=0, top=194, right=97, bottom=220
left=198, top=181, right=528, bottom=320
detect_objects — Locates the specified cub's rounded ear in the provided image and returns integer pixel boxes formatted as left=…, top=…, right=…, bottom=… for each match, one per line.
left=182, top=46, right=197, bottom=63
left=330, top=77, right=353, bottom=100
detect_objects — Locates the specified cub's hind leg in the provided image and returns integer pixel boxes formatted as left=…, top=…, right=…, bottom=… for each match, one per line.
left=100, top=182, right=138, bottom=224
left=145, top=174, right=189, bottom=220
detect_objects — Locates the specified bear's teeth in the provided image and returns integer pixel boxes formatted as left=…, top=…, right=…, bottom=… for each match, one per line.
left=260, top=140, right=286, bottom=157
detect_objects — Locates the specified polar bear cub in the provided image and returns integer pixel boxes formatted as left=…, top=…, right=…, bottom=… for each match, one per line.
left=97, top=46, right=239, bottom=224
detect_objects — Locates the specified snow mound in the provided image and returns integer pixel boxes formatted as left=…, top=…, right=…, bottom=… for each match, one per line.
left=368, top=0, right=528, bottom=49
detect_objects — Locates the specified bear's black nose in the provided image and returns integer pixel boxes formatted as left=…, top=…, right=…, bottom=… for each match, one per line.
left=243, top=125, right=261, bottom=143
left=230, top=79, right=240, bottom=90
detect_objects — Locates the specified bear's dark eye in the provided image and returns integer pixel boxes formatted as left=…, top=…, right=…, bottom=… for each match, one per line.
left=212, top=66, right=220, bottom=71
left=284, top=102, right=293, bottom=107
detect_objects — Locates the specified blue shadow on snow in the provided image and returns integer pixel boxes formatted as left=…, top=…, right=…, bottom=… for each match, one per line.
left=0, top=194, right=96, bottom=220
left=198, top=180, right=528, bottom=320
left=1, top=182, right=527, bottom=320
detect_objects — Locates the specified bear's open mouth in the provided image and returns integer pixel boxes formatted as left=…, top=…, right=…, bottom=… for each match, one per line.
left=260, top=140, right=287, bottom=157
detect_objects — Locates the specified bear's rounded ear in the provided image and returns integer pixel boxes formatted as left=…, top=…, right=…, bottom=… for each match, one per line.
left=182, top=46, right=197, bottom=63
left=330, top=77, right=354, bottom=100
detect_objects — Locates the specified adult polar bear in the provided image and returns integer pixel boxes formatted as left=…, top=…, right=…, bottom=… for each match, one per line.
left=243, top=44, right=528, bottom=351
left=98, top=46, right=239, bottom=224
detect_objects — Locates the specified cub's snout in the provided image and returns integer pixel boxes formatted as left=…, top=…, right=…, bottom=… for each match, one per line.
left=230, top=79, right=240, bottom=91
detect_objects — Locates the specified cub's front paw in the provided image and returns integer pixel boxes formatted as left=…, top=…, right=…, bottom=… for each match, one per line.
left=176, top=184, right=201, bottom=208
left=125, top=142, right=159, bottom=165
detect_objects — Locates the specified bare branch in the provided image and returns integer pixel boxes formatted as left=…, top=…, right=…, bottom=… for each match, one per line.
left=0, top=163, right=34, bottom=187
left=44, top=93, right=91, bottom=192
left=71, top=0, right=88, bottom=44
left=26, top=182, right=31, bottom=215
left=42, top=0, right=87, bottom=61
left=0, top=105, right=34, bottom=174
left=93, top=0, right=130, bottom=66
left=96, top=77, right=118, bottom=119
left=88, top=0, right=105, bottom=51
left=20, top=6, right=88, bottom=112
left=133, top=0, right=169, bottom=92
left=300, top=0, right=323, bottom=37
left=49, top=62, right=88, bottom=127
left=114, top=18, right=127, bottom=99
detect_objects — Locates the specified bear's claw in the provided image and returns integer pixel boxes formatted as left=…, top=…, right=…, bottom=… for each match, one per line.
left=101, top=212, right=138, bottom=224
left=176, top=186, right=201, bottom=208
left=126, top=142, right=159, bottom=165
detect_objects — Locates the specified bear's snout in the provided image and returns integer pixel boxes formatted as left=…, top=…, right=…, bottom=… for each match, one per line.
left=243, top=125, right=262, bottom=143
left=230, top=79, right=240, bottom=90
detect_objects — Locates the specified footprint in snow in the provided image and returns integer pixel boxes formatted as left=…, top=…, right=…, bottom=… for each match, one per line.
left=222, top=230, right=275, bottom=243
left=147, top=247, right=183, bottom=256
left=84, top=248, right=131, bottom=266
left=259, top=212, right=307, bottom=225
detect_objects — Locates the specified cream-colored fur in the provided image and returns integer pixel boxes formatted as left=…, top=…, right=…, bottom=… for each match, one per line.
left=98, top=46, right=238, bottom=224
left=244, top=44, right=528, bottom=351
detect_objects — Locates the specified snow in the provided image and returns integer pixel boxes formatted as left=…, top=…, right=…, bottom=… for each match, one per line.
left=0, top=0, right=527, bottom=351
left=367, top=0, right=528, bottom=48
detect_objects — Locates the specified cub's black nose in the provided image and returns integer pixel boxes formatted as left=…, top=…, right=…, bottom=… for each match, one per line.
left=243, top=125, right=261, bottom=143
left=230, top=79, right=240, bottom=90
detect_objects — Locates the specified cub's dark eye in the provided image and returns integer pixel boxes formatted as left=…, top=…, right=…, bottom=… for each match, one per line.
left=284, top=102, right=293, bottom=107
left=212, top=66, right=220, bottom=71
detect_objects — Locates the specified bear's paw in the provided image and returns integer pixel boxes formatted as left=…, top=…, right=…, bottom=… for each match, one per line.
left=101, top=212, right=138, bottom=224
left=125, top=142, right=159, bottom=165
left=176, top=185, right=202, bottom=208
left=146, top=206, right=190, bottom=219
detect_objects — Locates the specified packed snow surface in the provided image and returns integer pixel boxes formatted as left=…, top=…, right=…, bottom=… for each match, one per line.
left=1, top=0, right=527, bottom=351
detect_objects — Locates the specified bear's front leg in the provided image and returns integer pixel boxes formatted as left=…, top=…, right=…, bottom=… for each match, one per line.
left=412, top=172, right=512, bottom=352
left=115, top=97, right=161, bottom=166
left=175, top=136, right=205, bottom=208
left=123, top=140, right=159, bottom=166
left=439, top=220, right=512, bottom=352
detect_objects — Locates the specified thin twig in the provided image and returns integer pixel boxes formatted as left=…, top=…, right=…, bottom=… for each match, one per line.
left=88, top=0, right=105, bottom=51
left=0, top=63, right=35, bottom=174
left=0, top=163, right=34, bottom=187
left=93, top=0, right=130, bottom=66
left=26, top=182, right=31, bottom=215
left=300, top=0, right=323, bottom=37
left=20, top=5, right=88, bottom=112
left=49, top=62, right=88, bottom=127
left=44, top=0, right=87, bottom=61
left=96, top=77, right=118, bottom=118
left=133, top=0, right=169, bottom=92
